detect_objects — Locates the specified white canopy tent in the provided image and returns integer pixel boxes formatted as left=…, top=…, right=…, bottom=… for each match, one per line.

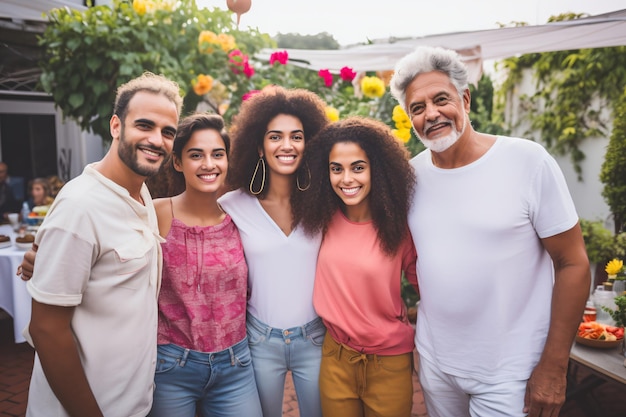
left=256, top=9, right=626, bottom=84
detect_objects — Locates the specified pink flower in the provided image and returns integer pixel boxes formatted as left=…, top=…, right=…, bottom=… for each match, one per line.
left=243, top=61, right=255, bottom=78
left=228, top=50, right=247, bottom=74
left=340, top=66, right=356, bottom=82
left=242, top=90, right=261, bottom=101
left=318, top=69, right=333, bottom=87
left=269, top=50, right=289, bottom=65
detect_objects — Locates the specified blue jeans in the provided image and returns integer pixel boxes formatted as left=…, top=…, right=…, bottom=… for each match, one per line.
left=247, top=314, right=326, bottom=417
left=148, top=337, right=262, bottom=417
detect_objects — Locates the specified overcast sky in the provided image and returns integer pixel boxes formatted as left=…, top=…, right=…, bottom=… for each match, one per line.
left=196, top=0, right=624, bottom=45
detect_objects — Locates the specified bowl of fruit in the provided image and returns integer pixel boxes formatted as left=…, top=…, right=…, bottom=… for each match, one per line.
left=576, top=321, right=624, bottom=348
left=25, top=205, right=49, bottom=227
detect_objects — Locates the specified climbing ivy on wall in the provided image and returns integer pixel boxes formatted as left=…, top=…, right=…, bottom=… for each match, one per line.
left=600, top=90, right=626, bottom=234
left=497, top=13, right=626, bottom=179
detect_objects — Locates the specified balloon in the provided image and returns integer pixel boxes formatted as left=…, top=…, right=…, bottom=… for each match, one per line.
left=226, top=0, right=251, bottom=26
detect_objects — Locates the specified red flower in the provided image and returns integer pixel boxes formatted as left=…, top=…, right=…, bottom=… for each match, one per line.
left=269, top=50, right=289, bottom=65
left=318, top=69, right=333, bottom=87
left=243, top=61, right=255, bottom=78
left=340, top=66, right=356, bottom=82
left=242, top=90, right=261, bottom=101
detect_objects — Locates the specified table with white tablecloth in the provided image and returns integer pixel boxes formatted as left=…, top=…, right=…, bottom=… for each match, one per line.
left=0, top=224, right=32, bottom=344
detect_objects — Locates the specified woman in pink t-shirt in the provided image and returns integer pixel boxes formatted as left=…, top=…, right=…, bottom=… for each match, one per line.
left=297, top=117, right=418, bottom=417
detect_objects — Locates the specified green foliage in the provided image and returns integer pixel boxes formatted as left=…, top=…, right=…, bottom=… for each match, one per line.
left=275, top=32, right=340, bottom=50
left=38, top=0, right=273, bottom=139
left=37, top=0, right=501, bottom=158
left=580, top=219, right=626, bottom=264
left=469, top=74, right=508, bottom=136
left=602, top=295, right=626, bottom=327
left=401, top=274, right=419, bottom=308
left=497, top=12, right=626, bottom=179
left=600, top=89, right=626, bottom=234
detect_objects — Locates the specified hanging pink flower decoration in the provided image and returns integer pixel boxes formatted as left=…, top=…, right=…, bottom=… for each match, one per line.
left=339, top=66, right=356, bottom=82
left=318, top=69, right=333, bottom=87
left=242, top=90, right=261, bottom=101
left=269, top=50, right=289, bottom=65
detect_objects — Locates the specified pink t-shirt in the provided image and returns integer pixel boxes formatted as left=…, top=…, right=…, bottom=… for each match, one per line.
left=157, top=215, right=247, bottom=352
left=313, top=211, right=418, bottom=355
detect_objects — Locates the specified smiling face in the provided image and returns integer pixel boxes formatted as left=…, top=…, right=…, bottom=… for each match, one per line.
left=329, top=141, right=371, bottom=220
left=174, top=128, right=228, bottom=194
left=113, top=91, right=178, bottom=178
left=260, top=114, right=305, bottom=178
left=404, top=70, right=470, bottom=153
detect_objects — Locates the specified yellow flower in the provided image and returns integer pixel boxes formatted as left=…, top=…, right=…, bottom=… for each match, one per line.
left=132, top=0, right=147, bottom=15
left=605, top=258, right=624, bottom=278
left=217, top=33, right=237, bottom=52
left=158, top=0, right=177, bottom=11
left=198, top=30, right=218, bottom=53
left=392, top=128, right=411, bottom=143
left=392, top=104, right=407, bottom=119
left=325, top=106, right=339, bottom=122
left=360, top=76, right=385, bottom=98
left=192, top=74, right=214, bottom=96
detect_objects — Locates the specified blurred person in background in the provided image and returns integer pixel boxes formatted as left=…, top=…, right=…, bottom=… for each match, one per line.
left=46, top=175, right=66, bottom=199
left=0, top=161, right=21, bottom=222
left=27, top=178, right=54, bottom=209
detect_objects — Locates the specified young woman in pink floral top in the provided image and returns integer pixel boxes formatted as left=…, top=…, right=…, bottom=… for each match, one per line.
left=149, top=113, right=261, bottom=417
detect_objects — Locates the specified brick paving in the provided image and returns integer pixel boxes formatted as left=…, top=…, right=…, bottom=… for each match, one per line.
left=2, top=313, right=626, bottom=417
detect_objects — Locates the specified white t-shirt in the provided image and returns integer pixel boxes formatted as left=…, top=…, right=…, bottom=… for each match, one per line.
left=218, top=189, right=321, bottom=328
left=409, top=136, right=578, bottom=384
left=25, top=164, right=162, bottom=417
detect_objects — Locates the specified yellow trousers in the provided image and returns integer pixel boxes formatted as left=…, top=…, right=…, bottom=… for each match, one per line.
left=319, top=332, right=413, bottom=417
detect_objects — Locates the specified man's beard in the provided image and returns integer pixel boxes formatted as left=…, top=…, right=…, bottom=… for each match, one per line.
left=117, top=124, right=164, bottom=177
left=416, top=113, right=466, bottom=154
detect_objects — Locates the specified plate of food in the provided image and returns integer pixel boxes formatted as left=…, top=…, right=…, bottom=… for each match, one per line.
left=0, top=235, right=11, bottom=249
left=14, top=234, right=35, bottom=250
left=576, top=321, right=624, bottom=349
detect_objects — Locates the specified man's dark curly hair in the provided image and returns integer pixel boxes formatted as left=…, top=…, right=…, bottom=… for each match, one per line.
left=227, top=86, right=329, bottom=211
left=295, top=116, right=416, bottom=256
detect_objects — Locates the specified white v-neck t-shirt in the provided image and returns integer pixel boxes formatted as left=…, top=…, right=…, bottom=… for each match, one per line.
left=219, top=189, right=322, bottom=329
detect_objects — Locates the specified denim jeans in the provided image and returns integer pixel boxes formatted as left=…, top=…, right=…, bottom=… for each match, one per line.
left=247, top=314, right=326, bottom=417
left=148, top=337, right=262, bottom=417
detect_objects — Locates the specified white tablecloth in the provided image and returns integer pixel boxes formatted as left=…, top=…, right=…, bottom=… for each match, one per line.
left=0, top=224, right=31, bottom=344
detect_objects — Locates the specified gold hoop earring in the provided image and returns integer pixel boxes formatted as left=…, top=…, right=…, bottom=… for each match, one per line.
left=249, top=157, right=266, bottom=195
left=297, top=163, right=311, bottom=191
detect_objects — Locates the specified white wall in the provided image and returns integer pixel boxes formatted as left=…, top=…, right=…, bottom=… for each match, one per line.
left=503, top=69, right=613, bottom=228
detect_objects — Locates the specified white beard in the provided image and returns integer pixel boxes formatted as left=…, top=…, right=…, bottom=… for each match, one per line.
left=416, top=113, right=466, bottom=153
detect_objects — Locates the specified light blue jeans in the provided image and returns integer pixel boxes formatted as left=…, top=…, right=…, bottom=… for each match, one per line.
left=148, top=337, right=262, bottom=417
left=247, top=314, right=326, bottom=417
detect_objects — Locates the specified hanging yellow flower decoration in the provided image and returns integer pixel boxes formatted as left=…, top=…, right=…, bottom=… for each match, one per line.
left=360, top=76, right=385, bottom=98
left=192, top=74, right=214, bottom=96
left=605, top=258, right=624, bottom=278
left=325, top=106, right=339, bottom=122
